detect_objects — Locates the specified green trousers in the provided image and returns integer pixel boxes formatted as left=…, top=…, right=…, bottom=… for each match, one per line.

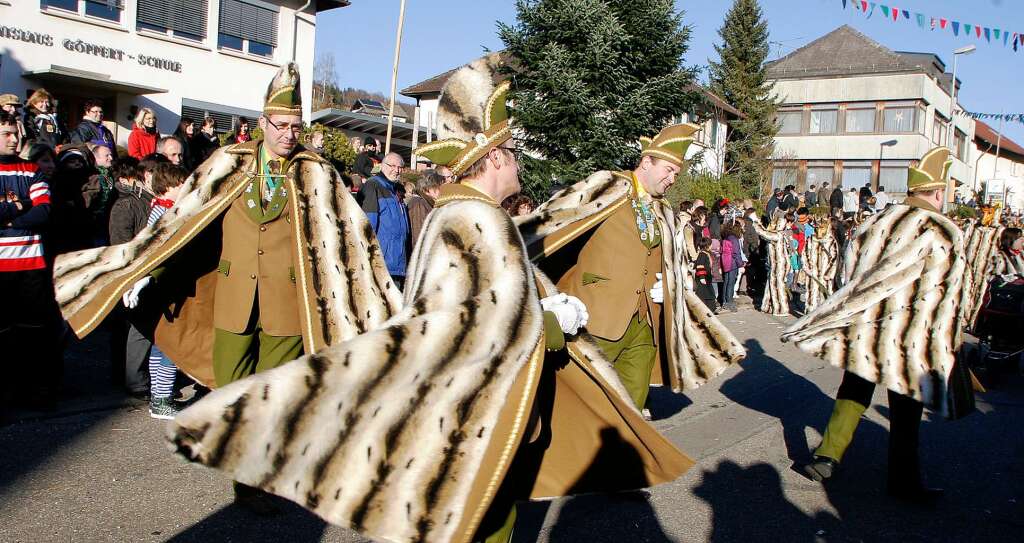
left=594, top=313, right=657, bottom=410
left=212, top=307, right=303, bottom=386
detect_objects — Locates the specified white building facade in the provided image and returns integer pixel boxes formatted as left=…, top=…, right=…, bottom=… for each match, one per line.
left=972, top=120, right=1024, bottom=212
left=766, top=25, right=975, bottom=199
left=0, top=0, right=348, bottom=145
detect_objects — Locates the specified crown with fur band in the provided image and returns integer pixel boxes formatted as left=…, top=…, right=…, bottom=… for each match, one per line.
left=264, top=62, right=302, bottom=117
left=907, top=147, right=952, bottom=193
left=417, top=53, right=511, bottom=176
left=640, top=123, right=700, bottom=168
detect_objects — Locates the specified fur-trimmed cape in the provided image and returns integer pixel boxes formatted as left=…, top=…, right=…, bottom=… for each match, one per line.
left=960, top=222, right=1004, bottom=326
left=803, top=222, right=839, bottom=312
left=516, top=171, right=746, bottom=392
left=781, top=201, right=969, bottom=414
left=167, top=184, right=692, bottom=543
left=752, top=218, right=792, bottom=316
left=52, top=141, right=402, bottom=385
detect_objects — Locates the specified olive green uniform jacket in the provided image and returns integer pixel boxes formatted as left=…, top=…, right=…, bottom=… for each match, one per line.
left=52, top=140, right=401, bottom=386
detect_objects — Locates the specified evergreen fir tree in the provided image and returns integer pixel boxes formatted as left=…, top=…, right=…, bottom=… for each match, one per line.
left=708, top=0, right=778, bottom=195
left=498, top=0, right=697, bottom=199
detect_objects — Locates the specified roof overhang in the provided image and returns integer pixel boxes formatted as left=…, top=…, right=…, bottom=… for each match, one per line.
left=315, top=0, right=351, bottom=12
left=23, top=65, right=167, bottom=95
left=312, top=108, right=427, bottom=147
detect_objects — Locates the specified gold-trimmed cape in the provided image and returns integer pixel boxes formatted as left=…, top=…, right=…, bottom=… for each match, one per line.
left=52, top=140, right=402, bottom=386
left=167, top=182, right=692, bottom=543
left=515, top=170, right=746, bottom=392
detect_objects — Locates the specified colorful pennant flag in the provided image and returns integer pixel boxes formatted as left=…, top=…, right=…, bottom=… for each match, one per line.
left=836, top=1, right=1021, bottom=54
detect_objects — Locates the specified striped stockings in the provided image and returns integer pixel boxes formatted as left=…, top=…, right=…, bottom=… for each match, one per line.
left=148, top=345, right=177, bottom=400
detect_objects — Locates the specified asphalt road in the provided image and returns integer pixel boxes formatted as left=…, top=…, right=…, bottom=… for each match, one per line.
left=2, top=298, right=1022, bottom=542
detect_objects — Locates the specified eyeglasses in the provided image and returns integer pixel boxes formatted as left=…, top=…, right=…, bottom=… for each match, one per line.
left=497, top=144, right=522, bottom=163
left=263, top=116, right=303, bottom=134
left=383, top=162, right=404, bottom=171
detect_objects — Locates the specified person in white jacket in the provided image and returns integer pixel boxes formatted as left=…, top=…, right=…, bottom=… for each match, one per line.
left=874, top=186, right=891, bottom=210
left=842, top=187, right=859, bottom=218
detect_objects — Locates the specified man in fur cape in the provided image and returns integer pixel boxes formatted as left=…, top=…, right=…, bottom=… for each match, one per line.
left=802, top=218, right=838, bottom=313
left=52, top=64, right=400, bottom=510
left=784, top=147, right=975, bottom=504
left=751, top=216, right=793, bottom=316
left=516, top=125, right=746, bottom=415
left=167, top=53, right=692, bottom=543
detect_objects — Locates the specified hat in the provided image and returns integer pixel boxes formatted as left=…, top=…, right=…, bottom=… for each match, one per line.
left=640, top=123, right=700, bottom=168
left=363, top=136, right=375, bottom=145
left=907, top=147, right=952, bottom=193
left=416, top=53, right=511, bottom=176
left=263, top=62, right=302, bottom=117
left=0, top=94, right=21, bottom=107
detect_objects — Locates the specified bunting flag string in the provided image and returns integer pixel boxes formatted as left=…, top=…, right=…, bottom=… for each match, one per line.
left=841, top=0, right=1023, bottom=54
left=956, top=111, right=1024, bottom=125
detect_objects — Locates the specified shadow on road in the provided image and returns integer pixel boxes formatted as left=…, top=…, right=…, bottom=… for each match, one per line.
left=694, top=460, right=839, bottom=542
left=718, top=339, right=842, bottom=465
left=516, top=490, right=673, bottom=543
left=0, top=329, right=120, bottom=491
left=166, top=499, right=328, bottom=542
left=646, top=383, right=692, bottom=420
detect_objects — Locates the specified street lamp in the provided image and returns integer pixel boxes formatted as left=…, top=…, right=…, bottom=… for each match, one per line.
left=878, top=139, right=897, bottom=191
left=945, top=44, right=975, bottom=210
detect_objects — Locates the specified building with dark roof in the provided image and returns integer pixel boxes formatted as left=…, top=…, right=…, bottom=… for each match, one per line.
left=766, top=25, right=975, bottom=198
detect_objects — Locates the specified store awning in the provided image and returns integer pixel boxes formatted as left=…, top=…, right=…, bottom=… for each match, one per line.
left=23, top=65, right=168, bottom=95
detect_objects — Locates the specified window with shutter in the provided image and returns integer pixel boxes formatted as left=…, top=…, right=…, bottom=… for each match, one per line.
left=137, top=0, right=209, bottom=42
left=181, top=99, right=260, bottom=135
left=181, top=105, right=235, bottom=133
left=42, top=0, right=124, bottom=23
left=218, top=0, right=278, bottom=57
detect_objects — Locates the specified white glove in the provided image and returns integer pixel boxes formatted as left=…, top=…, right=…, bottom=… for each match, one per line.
left=540, top=293, right=590, bottom=335
left=650, top=273, right=664, bottom=304
left=122, top=276, right=152, bottom=309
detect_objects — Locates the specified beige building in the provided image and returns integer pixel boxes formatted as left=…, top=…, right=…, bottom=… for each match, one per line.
left=766, top=25, right=975, bottom=198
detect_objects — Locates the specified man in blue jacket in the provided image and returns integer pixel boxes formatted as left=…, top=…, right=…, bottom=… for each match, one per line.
left=70, top=99, right=117, bottom=157
left=357, top=151, right=409, bottom=289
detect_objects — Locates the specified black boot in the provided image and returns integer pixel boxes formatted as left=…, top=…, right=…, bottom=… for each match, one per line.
left=886, top=391, right=941, bottom=506
left=803, top=456, right=838, bottom=482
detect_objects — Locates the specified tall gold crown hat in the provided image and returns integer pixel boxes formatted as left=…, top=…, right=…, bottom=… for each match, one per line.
left=417, top=53, right=511, bottom=176
left=907, top=146, right=952, bottom=193
left=640, top=122, right=701, bottom=168
left=264, top=62, right=302, bottom=117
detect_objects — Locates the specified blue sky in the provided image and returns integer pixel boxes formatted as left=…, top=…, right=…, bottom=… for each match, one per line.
left=315, top=0, right=1024, bottom=141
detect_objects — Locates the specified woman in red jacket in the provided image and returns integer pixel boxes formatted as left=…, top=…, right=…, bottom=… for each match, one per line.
left=127, top=107, right=158, bottom=159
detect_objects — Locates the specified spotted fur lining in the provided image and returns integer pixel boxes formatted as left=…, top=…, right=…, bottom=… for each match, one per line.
left=782, top=204, right=968, bottom=414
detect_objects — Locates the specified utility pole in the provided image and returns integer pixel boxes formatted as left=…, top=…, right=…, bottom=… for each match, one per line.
left=384, top=0, right=408, bottom=156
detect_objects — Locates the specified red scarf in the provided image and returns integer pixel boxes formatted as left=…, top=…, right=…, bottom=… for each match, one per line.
left=151, top=198, right=175, bottom=209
